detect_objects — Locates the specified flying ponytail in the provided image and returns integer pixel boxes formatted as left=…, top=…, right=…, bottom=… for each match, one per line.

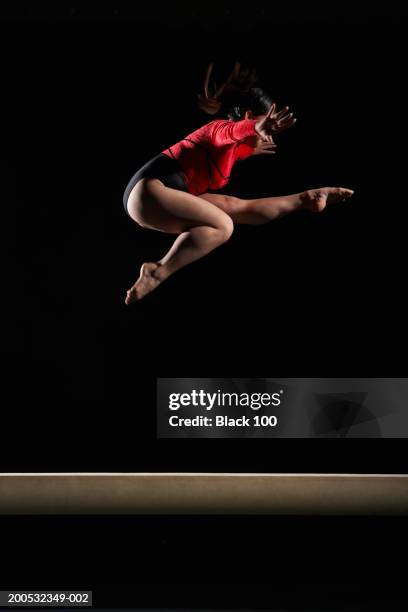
left=197, top=61, right=274, bottom=120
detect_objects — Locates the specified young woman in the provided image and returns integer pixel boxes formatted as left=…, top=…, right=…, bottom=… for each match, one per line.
left=123, top=62, right=353, bottom=303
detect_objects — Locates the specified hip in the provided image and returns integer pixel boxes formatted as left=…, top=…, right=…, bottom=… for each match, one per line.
left=123, top=153, right=189, bottom=214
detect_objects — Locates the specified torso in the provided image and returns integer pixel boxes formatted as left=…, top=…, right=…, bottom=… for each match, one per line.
left=161, top=120, right=255, bottom=195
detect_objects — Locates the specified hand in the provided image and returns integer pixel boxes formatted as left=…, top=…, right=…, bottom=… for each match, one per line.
left=255, top=103, right=297, bottom=142
left=251, top=135, right=278, bottom=156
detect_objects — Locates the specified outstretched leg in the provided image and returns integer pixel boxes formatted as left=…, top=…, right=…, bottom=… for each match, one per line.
left=199, top=187, right=354, bottom=224
left=124, top=178, right=234, bottom=303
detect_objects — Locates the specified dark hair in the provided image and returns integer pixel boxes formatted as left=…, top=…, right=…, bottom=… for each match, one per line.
left=197, top=62, right=274, bottom=121
left=220, top=87, right=275, bottom=120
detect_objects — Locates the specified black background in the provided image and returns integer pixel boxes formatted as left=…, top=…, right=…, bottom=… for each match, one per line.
left=2, top=3, right=408, bottom=609
left=2, top=2, right=408, bottom=472
left=1, top=514, right=407, bottom=610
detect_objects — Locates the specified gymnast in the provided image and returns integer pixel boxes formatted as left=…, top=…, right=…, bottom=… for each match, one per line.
left=123, top=61, right=353, bottom=303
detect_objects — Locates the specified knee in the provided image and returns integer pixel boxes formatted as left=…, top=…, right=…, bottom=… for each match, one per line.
left=217, top=216, right=234, bottom=243
left=203, top=217, right=233, bottom=247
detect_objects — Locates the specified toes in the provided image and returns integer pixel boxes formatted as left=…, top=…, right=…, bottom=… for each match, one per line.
left=125, top=287, right=138, bottom=304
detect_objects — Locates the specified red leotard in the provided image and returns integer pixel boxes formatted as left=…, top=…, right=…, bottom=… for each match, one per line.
left=161, top=118, right=258, bottom=196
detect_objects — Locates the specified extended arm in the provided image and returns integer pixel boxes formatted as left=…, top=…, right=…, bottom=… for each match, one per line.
left=209, top=103, right=296, bottom=149
left=209, top=118, right=258, bottom=146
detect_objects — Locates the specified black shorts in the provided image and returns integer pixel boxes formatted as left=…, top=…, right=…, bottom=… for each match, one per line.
left=123, top=153, right=188, bottom=215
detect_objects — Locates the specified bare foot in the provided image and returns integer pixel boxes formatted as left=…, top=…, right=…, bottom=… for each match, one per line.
left=125, top=262, right=162, bottom=304
left=300, top=187, right=354, bottom=212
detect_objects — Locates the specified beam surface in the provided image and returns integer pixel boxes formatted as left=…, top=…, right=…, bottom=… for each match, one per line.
left=0, top=473, right=407, bottom=515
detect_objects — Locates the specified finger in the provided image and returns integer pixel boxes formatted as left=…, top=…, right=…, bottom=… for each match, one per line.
left=277, top=113, right=293, bottom=123
left=275, top=118, right=297, bottom=132
left=275, top=106, right=290, bottom=120
left=277, top=114, right=296, bottom=125
left=266, top=102, right=276, bottom=118
left=275, top=120, right=294, bottom=132
left=262, top=131, right=275, bottom=141
left=275, top=122, right=295, bottom=133
left=260, top=144, right=277, bottom=153
left=277, top=112, right=294, bottom=124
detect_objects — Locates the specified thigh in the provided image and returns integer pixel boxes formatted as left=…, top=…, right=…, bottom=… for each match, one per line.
left=199, top=192, right=246, bottom=216
left=127, top=178, right=233, bottom=234
left=199, top=192, right=266, bottom=224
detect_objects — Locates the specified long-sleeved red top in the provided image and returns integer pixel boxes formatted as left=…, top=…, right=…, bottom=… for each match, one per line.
left=161, top=118, right=258, bottom=195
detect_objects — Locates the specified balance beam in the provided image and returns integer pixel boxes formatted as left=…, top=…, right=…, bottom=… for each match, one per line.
left=0, top=473, right=407, bottom=515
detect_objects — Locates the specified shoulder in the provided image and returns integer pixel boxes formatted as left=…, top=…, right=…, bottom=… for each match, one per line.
left=204, top=118, right=235, bottom=134
left=186, top=118, right=231, bottom=139
left=207, top=118, right=233, bottom=126
left=198, top=118, right=234, bottom=130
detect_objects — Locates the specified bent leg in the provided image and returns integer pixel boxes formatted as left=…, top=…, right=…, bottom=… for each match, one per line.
left=125, top=178, right=234, bottom=302
left=199, top=187, right=354, bottom=225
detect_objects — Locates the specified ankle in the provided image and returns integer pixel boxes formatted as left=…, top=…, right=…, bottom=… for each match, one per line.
left=153, top=262, right=166, bottom=281
left=298, top=191, right=312, bottom=209
left=278, top=192, right=304, bottom=214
